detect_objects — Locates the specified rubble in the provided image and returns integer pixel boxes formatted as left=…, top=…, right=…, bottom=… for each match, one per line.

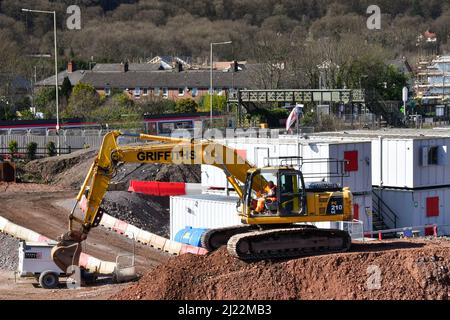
left=0, top=233, right=19, bottom=271
left=101, top=192, right=170, bottom=237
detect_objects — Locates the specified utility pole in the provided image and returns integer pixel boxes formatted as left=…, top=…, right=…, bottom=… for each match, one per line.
left=210, top=41, right=232, bottom=127
left=22, top=8, right=60, bottom=154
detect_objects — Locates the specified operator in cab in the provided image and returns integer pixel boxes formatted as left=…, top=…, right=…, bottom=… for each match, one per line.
left=255, top=180, right=277, bottom=213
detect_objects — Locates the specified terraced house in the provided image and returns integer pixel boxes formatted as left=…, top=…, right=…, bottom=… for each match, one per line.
left=37, top=58, right=257, bottom=101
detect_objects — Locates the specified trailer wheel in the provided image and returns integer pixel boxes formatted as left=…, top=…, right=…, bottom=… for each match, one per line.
left=39, top=271, right=59, bottom=289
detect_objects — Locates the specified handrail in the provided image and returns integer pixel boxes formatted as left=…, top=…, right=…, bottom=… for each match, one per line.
left=363, top=224, right=438, bottom=236
left=372, top=191, right=398, bottom=228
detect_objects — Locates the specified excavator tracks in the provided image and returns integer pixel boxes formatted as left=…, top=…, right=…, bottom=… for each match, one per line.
left=201, top=225, right=254, bottom=251
left=226, top=227, right=351, bottom=260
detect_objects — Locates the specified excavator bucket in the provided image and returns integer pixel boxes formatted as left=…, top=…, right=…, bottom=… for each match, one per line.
left=51, top=231, right=85, bottom=272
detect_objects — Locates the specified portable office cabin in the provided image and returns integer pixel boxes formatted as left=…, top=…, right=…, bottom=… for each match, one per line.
left=201, top=138, right=372, bottom=194
left=343, top=136, right=450, bottom=189
left=373, top=187, right=450, bottom=235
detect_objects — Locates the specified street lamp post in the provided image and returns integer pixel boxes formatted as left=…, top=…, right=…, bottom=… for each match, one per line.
left=443, top=63, right=447, bottom=118
left=210, top=41, right=232, bottom=127
left=22, top=8, right=60, bottom=154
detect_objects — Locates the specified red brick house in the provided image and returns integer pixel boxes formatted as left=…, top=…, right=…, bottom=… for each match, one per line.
left=37, top=60, right=256, bottom=102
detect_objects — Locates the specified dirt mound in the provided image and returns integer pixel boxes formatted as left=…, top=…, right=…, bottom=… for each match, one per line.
left=20, top=149, right=201, bottom=189
left=0, top=233, right=19, bottom=271
left=21, top=148, right=98, bottom=188
left=113, top=239, right=450, bottom=300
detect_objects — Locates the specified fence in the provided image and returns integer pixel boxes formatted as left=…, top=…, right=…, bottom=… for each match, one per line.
left=0, top=134, right=104, bottom=151
left=338, top=220, right=364, bottom=240
left=0, top=147, right=77, bottom=158
left=0, top=132, right=141, bottom=155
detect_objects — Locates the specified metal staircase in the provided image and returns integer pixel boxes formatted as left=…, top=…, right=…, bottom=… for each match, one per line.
left=371, top=190, right=399, bottom=237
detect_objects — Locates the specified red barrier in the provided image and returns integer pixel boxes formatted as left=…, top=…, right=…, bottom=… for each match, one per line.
left=180, top=244, right=209, bottom=255
left=128, top=181, right=186, bottom=196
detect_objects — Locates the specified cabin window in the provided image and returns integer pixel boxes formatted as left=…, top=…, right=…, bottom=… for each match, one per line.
left=428, top=146, right=438, bottom=165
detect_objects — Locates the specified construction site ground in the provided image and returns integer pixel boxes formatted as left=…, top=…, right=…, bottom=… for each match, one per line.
left=0, top=183, right=170, bottom=300
left=0, top=149, right=449, bottom=300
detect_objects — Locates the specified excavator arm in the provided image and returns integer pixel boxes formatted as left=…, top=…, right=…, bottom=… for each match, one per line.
left=52, top=130, right=256, bottom=271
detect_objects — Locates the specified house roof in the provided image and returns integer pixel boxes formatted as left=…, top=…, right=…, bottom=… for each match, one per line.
left=36, top=70, right=86, bottom=86
left=0, top=74, right=31, bottom=91
left=80, top=68, right=257, bottom=89
left=92, top=63, right=161, bottom=72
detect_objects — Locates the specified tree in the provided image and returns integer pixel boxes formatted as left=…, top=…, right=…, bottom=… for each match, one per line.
left=19, top=109, right=35, bottom=120
left=246, top=107, right=289, bottom=127
left=46, top=141, right=57, bottom=157
left=0, top=99, right=16, bottom=121
left=89, top=92, right=137, bottom=124
left=136, top=97, right=176, bottom=116
left=8, top=140, right=18, bottom=158
left=198, top=94, right=227, bottom=112
left=60, top=77, right=73, bottom=99
left=26, top=142, right=38, bottom=160
left=65, top=83, right=100, bottom=118
left=175, top=98, right=198, bottom=113
left=34, top=87, right=56, bottom=111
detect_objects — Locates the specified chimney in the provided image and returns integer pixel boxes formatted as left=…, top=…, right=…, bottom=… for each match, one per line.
left=67, top=61, right=75, bottom=73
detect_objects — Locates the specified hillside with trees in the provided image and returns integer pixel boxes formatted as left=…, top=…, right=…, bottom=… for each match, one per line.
left=1, top=1, right=450, bottom=75
left=0, top=0, right=449, bottom=122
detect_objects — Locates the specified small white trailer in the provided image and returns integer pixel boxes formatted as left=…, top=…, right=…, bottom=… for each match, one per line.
left=16, top=240, right=137, bottom=289
left=17, top=241, right=64, bottom=289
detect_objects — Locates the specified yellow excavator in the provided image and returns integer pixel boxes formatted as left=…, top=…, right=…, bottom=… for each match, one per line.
left=52, top=131, right=353, bottom=271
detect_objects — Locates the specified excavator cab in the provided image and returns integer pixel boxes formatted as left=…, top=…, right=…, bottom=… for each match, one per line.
left=243, top=168, right=307, bottom=220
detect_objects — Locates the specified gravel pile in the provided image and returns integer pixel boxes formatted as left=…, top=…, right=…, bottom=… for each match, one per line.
left=0, top=233, right=19, bottom=271
left=101, top=192, right=170, bottom=237
left=112, top=162, right=201, bottom=184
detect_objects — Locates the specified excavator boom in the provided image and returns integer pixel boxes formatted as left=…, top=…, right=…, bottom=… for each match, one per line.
left=52, top=131, right=255, bottom=271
